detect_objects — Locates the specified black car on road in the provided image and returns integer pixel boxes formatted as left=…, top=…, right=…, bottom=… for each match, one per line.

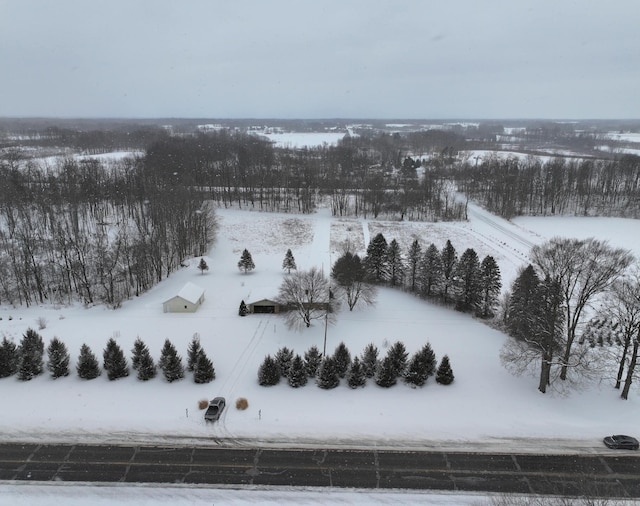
left=603, top=435, right=639, bottom=450
left=204, top=397, right=226, bottom=422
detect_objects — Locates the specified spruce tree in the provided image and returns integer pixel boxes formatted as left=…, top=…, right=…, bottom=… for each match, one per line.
left=103, top=338, right=129, bottom=380
left=186, top=334, right=202, bottom=372
left=159, top=339, right=184, bottom=382
left=440, top=240, right=458, bottom=303
left=0, top=336, right=19, bottom=378
left=386, top=239, right=405, bottom=287
left=386, top=341, right=409, bottom=378
left=479, top=255, right=502, bottom=318
left=453, top=248, right=482, bottom=313
left=136, top=345, right=157, bottom=381
left=275, top=346, right=294, bottom=377
left=316, top=356, right=340, bottom=389
left=193, top=350, right=215, bottom=384
left=238, top=300, right=248, bottom=316
left=332, top=341, right=351, bottom=378
left=18, top=328, right=45, bottom=381
left=258, top=355, right=280, bottom=386
left=375, top=355, right=397, bottom=387
left=404, top=344, right=436, bottom=387
left=420, top=243, right=444, bottom=297
left=46, top=337, right=70, bottom=379
left=304, top=345, right=323, bottom=377
left=361, top=343, right=379, bottom=378
left=77, top=343, right=101, bottom=380
left=421, top=342, right=437, bottom=378
left=287, top=354, right=308, bottom=388
left=507, top=265, right=541, bottom=340
left=282, top=249, right=297, bottom=273
left=364, top=233, right=389, bottom=283
left=238, top=248, right=256, bottom=273
left=406, top=239, right=422, bottom=292
left=347, top=356, right=366, bottom=389
left=198, top=257, right=209, bottom=274
left=436, top=355, right=455, bottom=385
left=131, top=336, right=149, bottom=371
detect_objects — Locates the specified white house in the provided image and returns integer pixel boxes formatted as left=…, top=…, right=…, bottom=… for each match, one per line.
left=162, top=282, right=205, bottom=313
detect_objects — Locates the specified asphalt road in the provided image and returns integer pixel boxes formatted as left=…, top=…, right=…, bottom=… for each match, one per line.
left=1, top=443, right=639, bottom=498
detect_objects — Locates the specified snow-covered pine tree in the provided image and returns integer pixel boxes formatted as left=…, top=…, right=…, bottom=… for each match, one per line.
left=404, top=344, right=436, bottom=387
left=186, top=334, right=202, bottom=372
left=282, top=248, right=297, bottom=273
left=347, top=356, right=366, bottom=388
left=332, top=341, right=351, bottom=378
left=46, top=337, right=70, bottom=379
left=479, top=255, right=502, bottom=318
left=420, top=243, right=444, bottom=297
left=364, top=233, right=389, bottom=283
left=406, top=239, right=422, bottom=293
left=258, top=355, right=280, bottom=386
left=316, top=356, right=339, bottom=389
left=386, top=239, right=405, bottom=287
left=436, top=355, right=455, bottom=385
left=77, top=343, right=101, bottom=380
left=386, top=341, right=409, bottom=378
left=159, top=339, right=184, bottom=382
left=131, top=336, right=149, bottom=371
left=103, top=338, right=129, bottom=380
left=453, top=248, right=483, bottom=313
left=375, top=355, right=397, bottom=387
left=440, top=240, right=458, bottom=303
left=304, top=345, right=323, bottom=377
left=18, top=328, right=45, bottom=381
left=361, top=343, right=379, bottom=378
left=275, top=346, right=294, bottom=377
left=287, top=354, right=308, bottom=388
left=136, top=345, right=157, bottom=381
left=421, top=342, right=437, bottom=378
left=198, top=257, right=209, bottom=274
left=0, top=336, right=19, bottom=378
left=193, top=350, right=215, bottom=384
left=237, top=248, right=256, bottom=273
left=238, top=300, right=248, bottom=316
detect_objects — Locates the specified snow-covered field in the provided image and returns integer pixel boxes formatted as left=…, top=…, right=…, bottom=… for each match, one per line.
left=2, top=202, right=640, bottom=502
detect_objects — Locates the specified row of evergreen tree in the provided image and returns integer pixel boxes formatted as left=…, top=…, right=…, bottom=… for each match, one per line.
left=362, top=233, right=502, bottom=317
left=258, top=341, right=454, bottom=389
left=0, top=331, right=215, bottom=384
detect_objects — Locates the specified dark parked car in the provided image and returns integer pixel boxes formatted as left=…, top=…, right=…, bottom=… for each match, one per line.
left=204, top=397, right=226, bottom=422
left=603, top=435, right=639, bottom=450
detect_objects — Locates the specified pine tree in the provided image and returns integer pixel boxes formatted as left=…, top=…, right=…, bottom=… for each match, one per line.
left=386, top=341, right=409, bottom=378
left=361, top=343, right=379, bottom=378
left=404, top=344, right=436, bottom=387
left=0, top=336, right=19, bottom=378
left=159, top=339, right=184, bottom=382
left=364, top=233, right=389, bottom=283
left=453, top=248, right=482, bottom=313
left=421, top=342, right=437, bottom=378
left=420, top=243, right=444, bottom=297
left=238, top=300, right=248, bottom=316
left=440, top=240, right=458, bottom=303
left=18, top=328, right=45, bottom=381
left=136, top=345, right=157, bottom=381
left=282, top=249, right=297, bottom=273
left=347, top=356, right=366, bottom=388
left=258, top=355, right=280, bottom=386
left=275, top=346, right=294, bottom=377
left=238, top=248, right=256, bottom=273
left=386, top=239, right=405, bottom=287
left=193, top=350, right=215, bottom=384
left=436, top=355, right=455, bottom=385
left=46, top=337, right=70, bottom=379
left=186, top=334, right=202, bottom=372
left=103, top=338, right=129, bottom=381
left=507, top=265, right=541, bottom=340
left=316, top=356, right=340, bottom=389
left=375, top=355, right=397, bottom=387
left=304, top=345, right=323, bottom=377
left=332, top=341, right=351, bottom=378
left=198, top=257, right=209, bottom=274
left=479, top=255, right=502, bottom=318
left=131, top=337, right=149, bottom=371
left=287, top=354, right=308, bottom=388
left=406, top=239, right=422, bottom=292
left=77, top=343, right=101, bottom=380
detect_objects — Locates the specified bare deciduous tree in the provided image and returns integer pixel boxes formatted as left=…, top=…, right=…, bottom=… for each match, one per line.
left=277, top=267, right=333, bottom=330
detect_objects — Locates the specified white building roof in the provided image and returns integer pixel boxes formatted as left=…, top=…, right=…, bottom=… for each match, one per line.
left=174, top=282, right=205, bottom=304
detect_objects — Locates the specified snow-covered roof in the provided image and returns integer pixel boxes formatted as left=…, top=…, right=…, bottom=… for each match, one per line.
left=171, top=282, right=204, bottom=304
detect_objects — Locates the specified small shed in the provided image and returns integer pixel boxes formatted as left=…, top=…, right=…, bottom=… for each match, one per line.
left=247, top=298, right=281, bottom=314
left=163, top=282, right=205, bottom=313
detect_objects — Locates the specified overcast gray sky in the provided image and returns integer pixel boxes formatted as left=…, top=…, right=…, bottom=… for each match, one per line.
left=1, top=0, right=639, bottom=119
